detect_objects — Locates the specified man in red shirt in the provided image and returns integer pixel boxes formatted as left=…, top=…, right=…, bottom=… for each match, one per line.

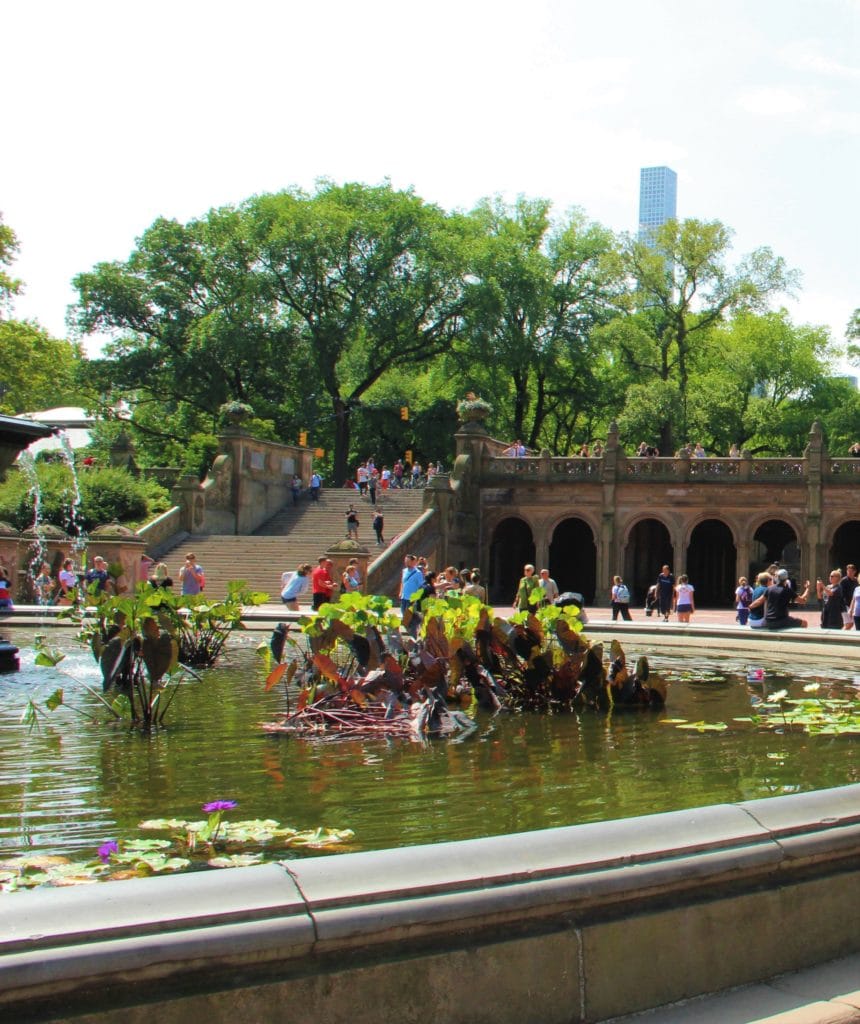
left=311, top=557, right=335, bottom=610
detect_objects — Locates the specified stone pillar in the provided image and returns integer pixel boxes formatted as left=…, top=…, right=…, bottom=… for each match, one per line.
left=172, top=474, right=206, bottom=534
left=595, top=421, right=621, bottom=606
left=325, top=540, right=371, bottom=595
left=87, top=523, right=149, bottom=595
left=804, top=421, right=825, bottom=584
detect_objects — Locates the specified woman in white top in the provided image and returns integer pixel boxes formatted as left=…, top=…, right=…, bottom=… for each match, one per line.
left=674, top=574, right=695, bottom=624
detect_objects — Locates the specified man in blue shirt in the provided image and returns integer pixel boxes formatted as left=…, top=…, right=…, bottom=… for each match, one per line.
left=399, top=553, right=425, bottom=615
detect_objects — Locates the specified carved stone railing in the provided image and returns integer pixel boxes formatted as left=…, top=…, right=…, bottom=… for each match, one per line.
left=367, top=507, right=441, bottom=598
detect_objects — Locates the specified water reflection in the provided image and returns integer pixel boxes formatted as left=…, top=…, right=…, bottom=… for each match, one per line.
left=0, top=631, right=857, bottom=862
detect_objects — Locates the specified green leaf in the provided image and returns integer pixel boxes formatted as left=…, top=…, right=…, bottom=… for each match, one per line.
left=45, top=689, right=64, bottom=712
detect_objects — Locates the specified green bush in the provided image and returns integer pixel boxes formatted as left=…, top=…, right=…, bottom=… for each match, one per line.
left=0, top=463, right=169, bottom=532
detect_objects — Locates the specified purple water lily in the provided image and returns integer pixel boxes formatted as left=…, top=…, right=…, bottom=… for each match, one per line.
left=98, top=840, right=119, bottom=863
left=202, top=800, right=238, bottom=813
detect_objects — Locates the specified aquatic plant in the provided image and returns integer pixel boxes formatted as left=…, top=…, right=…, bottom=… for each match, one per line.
left=0, top=811, right=355, bottom=893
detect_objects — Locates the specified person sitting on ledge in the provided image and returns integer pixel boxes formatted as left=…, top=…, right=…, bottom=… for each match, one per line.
left=764, top=568, right=810, bottom=630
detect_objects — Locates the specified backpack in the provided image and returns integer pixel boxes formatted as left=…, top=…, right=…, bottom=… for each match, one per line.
left=616, top=583, right=630, bottom=602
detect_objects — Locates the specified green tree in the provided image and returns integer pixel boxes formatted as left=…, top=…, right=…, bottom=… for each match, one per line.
left=460, top=197, right=622, bottom=450
left=618, top=219, right=799, bottom=452
left=0, top=319, right=84, bottom=414
left=0, top=214, right=22, bottom=313
left=248, top=181, right=471, bottom=482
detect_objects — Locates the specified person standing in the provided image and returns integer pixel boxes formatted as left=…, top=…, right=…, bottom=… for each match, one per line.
left=655, top=565, right=674, bottom=621
left=311, top=558, right=335, bottom=610
left=0, top=564, right=13, bottom=612
left=84, top=556, right=111, bottom=594
left=734, top=576, right=753, bottom=625
left=462, top=569, right=487, bottom=602
left=345, top=505, right=359, bottom=540
left=372, top=508, right=385, bottom=546
left=309, top=471, right=322, bottom=502
left=399, top=554, right=425, bottom=615
left=356, top=462, right=369, bottom=497
left=341, top=558, right=362, bottom=594
left=34, top=562, right=53, bottom=605
left=674, top=574, right=695, bottom=624
left=539, top=568, right=560, bottom=606
left=817, top=570, right=846, bottom=629
left=514, top=564, right=540, bottom=612
left=291, top=475, right=302, bottom=505
left=610, top=575, right=632, bottom=621
left=839, top=564, right=858, bottom=629
left=180, top=553, right=205, bottom=596
left=368, top=471, right=378, bottom=506
left=57, top=558, right=78, bottom=605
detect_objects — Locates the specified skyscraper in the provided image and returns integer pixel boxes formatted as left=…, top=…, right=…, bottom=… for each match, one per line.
left=638, top=166, right=677, bottom=245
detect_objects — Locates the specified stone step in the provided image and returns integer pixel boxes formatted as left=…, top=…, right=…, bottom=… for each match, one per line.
left=156, top=490, right=427, bottom=601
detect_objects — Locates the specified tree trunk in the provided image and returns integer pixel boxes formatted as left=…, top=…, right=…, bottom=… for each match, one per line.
left=332, top=397, right=351, bottom=486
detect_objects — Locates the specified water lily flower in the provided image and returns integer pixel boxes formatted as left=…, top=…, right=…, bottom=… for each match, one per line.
left=202, top=800, right=238, bottom=813
left=98, top=840, right=119, bottom=863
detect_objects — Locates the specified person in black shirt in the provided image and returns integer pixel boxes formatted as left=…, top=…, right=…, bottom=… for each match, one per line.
left=655, top=565, right=674, bottom=621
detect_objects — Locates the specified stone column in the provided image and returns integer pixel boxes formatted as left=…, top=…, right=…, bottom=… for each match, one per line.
left=172, top=474, right=206, bottom=534
left=595, top=421, right=620, bottom=606
left=325, top=540, right=371, bottom=595
left=804, top=421, right=825, bottom=584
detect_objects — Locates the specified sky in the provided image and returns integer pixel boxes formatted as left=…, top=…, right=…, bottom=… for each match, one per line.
left=3, top=0, right=859, bottom=359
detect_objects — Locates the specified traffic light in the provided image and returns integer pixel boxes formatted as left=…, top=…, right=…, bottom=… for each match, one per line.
left=298, top=431, right=308, bottom=447
left=405, top=450, right=413, bottom=464
left=400, top=406, right=409, bottom=421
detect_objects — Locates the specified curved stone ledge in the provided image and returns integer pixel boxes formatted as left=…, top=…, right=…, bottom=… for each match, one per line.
left=3, top=785, right=860, bottom=1023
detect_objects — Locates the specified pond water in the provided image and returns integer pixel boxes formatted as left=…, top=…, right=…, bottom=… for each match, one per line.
left=1, top=628, right=859, bottom=865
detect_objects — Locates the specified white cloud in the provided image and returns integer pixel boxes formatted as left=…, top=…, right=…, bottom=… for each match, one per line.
left=779, top=42, right=860, bottom=81
left=737, top=87, right=810, bottom=116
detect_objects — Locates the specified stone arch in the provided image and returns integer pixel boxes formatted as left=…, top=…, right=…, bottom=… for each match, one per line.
left=488, top=517, right=535, bottom=604
left=749, top=518, right=800, bottom=579
left=623, top=516, right=674, bottom=606
left=685, top=518, right=738, bottom=607
left=828, top=520, right=860, bottom=573
left=548, top=517, right=597, bottom=604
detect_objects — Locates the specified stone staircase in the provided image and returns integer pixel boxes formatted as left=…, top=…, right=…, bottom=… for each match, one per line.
left=156, top=489, right=427, bottom=602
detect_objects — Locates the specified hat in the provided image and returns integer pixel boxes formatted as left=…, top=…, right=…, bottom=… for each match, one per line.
left=776, top=568, right=789, bottom=580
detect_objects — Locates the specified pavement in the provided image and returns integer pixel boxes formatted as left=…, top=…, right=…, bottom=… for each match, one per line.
left=608, top=952, right=860, bottom=1023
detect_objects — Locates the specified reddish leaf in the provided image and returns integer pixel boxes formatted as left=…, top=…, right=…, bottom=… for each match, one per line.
left=265, top=662, right=289, bottom=692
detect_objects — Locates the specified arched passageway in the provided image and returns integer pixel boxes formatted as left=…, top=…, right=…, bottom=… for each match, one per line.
left=687, top=519, right=737, bottom=606
left=626, top=519, right=673, bottom=605
left=829, top=522, right=860, bottom=574
left=549, top=518, right=597, bottom=604
left=488, top=518, right=535, bottom=604
left=750, top=520, right=799, bottom=579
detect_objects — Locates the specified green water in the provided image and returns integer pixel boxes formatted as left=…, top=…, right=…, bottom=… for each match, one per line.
left=1, top=628, right=858, bottom=862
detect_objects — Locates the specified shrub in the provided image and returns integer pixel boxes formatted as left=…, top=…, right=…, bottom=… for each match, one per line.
left=0, top=463, right=169, bottom=532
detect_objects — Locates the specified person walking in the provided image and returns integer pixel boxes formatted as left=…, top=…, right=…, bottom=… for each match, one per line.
left=280, top=563, right=312, bottom=610
left=674, top=574, right=695, bottom=624
left=309, top=471, right=322, bottom=502
left=610, top=575, right=633, bottom=621
left=372, top=508, right=385, bottom=546
left=656, top=565, right=674, bottom=621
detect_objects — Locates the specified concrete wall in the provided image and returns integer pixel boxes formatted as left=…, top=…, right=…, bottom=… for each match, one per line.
left=3, top=785, right=860, bottom=1023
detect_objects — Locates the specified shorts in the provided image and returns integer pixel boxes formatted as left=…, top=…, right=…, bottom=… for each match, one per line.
left=676, top=603, right=692, bottom=614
